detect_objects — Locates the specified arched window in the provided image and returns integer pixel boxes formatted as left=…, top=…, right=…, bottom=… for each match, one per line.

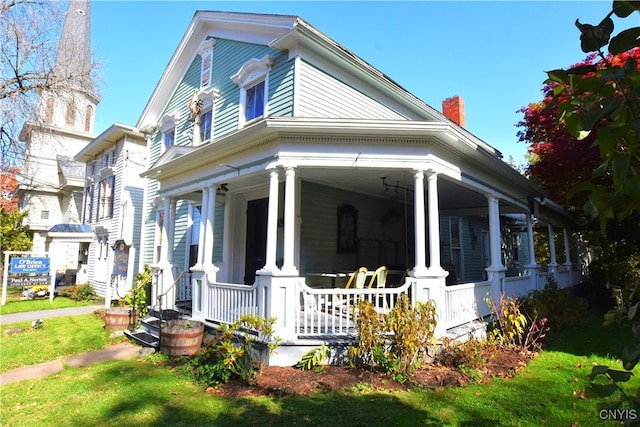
left=65, top=100, right=76, bottom=126
left=84, top=105, right=93, bottom=132
left=45, top=98, right=55, bottom=124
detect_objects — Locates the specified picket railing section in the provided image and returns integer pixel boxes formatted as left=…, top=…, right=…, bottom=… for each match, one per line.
left=176, top=271, right=192, bottom=302
left=444, top=281, right=492, bottom=329
left=295, top=281, right=412, bottom=337
left=204, top=281, right=258, bottom=324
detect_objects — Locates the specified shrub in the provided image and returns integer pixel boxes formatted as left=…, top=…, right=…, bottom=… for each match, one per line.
left=189, top=314, right=280, bottom=387
left=486, top=293, right=528, bottom=348
left=486, top=292, right=549, bottom=351
left=519, top=279, right=588, bottom=331
left=436, top=337, right=486, bottom=371
left=60, top=283, right=97, bottom=302
left=295, top=344, right=330, bottom=371
left=350, top=294, right=437, bottom=379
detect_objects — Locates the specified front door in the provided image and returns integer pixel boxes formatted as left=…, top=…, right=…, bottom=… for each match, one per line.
left=244, top=198, right=268, bottom=284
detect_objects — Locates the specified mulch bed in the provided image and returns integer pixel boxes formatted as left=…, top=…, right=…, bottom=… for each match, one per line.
left=208, top=346, right=535, bottom=397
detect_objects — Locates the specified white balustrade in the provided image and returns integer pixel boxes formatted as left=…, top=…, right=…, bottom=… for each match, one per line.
left=444, top=281, right=492, bottom=329
left=204, top=282, right=258, bottom=324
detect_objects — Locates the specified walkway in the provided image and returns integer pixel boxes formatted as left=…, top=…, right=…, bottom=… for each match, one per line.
left=0, top=306, right=143, bottom=386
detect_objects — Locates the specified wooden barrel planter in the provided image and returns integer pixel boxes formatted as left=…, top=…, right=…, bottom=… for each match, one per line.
left=104, top=307, right=139, bottom=331
left=160, top=320, right=204, bottom=357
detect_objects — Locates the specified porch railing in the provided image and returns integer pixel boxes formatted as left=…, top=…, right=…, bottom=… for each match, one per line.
left=295, top=281, right=413, bottom=338
left=204, top=281, right=258, bottom=324
left=504, top=275, right=533, bottom=299
left=444, top=281, right=492, bottom=329
left=176, top=271, right=192, bottom=302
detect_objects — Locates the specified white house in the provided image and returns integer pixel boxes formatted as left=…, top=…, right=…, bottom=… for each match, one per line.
left=74, top=123, right=147, bottom=301
left=135, top=11, right=582, bottom=365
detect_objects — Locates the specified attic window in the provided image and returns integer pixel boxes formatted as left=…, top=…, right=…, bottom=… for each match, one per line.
left=231, top=55, right=274, bottom=128
left=198, top=39, right=216, bottom=89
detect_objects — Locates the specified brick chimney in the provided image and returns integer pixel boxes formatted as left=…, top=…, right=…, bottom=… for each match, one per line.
left=442, top=96, right=465, bottom=127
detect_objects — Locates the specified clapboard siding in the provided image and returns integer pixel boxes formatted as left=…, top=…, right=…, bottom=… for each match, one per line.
left=300, top=181, right=407, bottom=274
left=297, top=61, right=406, bottom=120
left=462, top=216, right=487, bottom=282
left=211, top=40, right=288, bottom=138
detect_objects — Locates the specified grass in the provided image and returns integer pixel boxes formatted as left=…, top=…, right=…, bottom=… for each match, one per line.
left=0, top=313, right=116, bottom=372
left=1, top=312, right=638, bottom=426
left=0, top=291, right=101, bottom=315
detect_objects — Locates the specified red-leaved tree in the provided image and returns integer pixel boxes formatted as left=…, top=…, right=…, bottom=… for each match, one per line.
left=0, top=166, right=20, bottom=211
left=517, top=48, right=640, bottom=210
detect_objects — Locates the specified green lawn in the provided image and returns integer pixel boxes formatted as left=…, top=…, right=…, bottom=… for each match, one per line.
left=1, top=313, right=637, bottom=426
left=0, top=291, right=101, bottom=315
left=0, top=314, right=116, bottom=372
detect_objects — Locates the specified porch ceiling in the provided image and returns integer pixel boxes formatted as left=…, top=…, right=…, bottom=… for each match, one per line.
left=297, top=167, right=490, bottom=213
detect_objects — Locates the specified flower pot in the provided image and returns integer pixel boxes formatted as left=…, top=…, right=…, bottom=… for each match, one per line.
left=104, top=307, right=139, bottom=331
left=160, top=320, right=204, bottom=357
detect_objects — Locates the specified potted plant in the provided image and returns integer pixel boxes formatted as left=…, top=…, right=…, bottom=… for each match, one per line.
left=104, top=265, right=152, bottom=330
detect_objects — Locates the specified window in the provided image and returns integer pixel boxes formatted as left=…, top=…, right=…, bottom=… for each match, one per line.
left=192, top=89, right=218, bottom=145
left=65, top=100, right=76, bottom=126
left=245, top=80, right=265, bottom=122
left=231, top=55, right=274, bottom=128
left=84, top=185, right=93, bottom=223
left=84, top=105, right=93, bottom=132
left=159, top=112, right=179, bottom=151
left=98, top=176, right=115, bottom=219
left=198, top=39, right=215, bottom=89
left=200, top=109, right=212, bottom=142
left=163, top=128, right=175, bottom=149
left=45, top=98, right=55, bottom=124
left=40, top=210, right=49, bottom=220
left=105, top=150, right=115, bottom=167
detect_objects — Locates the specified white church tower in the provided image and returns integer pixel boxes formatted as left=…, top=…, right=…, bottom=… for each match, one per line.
left=17, top=0, right=98, bottom=284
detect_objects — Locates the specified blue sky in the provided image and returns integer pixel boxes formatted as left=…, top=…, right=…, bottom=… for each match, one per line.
left=90, top=1, right=633, bottom=165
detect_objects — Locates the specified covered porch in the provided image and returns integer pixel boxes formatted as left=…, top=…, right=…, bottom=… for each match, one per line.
left=144, top=119, right=585, bottom=365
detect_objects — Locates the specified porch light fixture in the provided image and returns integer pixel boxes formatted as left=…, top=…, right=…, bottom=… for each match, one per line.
left=217, top=183, right=229, bottom=193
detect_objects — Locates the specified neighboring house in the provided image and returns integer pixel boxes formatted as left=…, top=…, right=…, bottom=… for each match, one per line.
left=16, top=0, right=97, bottom=284
left=74, top=124, right=147, bottom=301
left=135, top=11, right=583, bottom=365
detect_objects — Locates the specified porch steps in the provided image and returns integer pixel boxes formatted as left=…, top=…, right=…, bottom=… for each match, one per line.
left=123, top=308, right=187, bottom=349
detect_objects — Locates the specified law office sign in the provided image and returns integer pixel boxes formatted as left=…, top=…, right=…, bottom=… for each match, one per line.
left=10, top=257, right=50, bottom=274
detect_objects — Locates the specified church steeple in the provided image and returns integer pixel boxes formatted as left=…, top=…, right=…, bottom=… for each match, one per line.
left=54, top=0, right=94, bottom=94
left=40, top=0, right=98, bottom=134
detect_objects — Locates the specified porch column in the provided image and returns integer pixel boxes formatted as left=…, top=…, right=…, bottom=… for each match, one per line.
left=259, top=168, right=280, bottom=274
left=524, top=214, right=541, bottom=291
left=486, top=195, right=505, bottom=271
left=486, top=194, right=506, bottom=306
left=411, top=170, right=428, bottom=277
left=160, top=197, right=176, bottom=310
left=426, top=170, right=446, bottom=275
left=203, top=186, right=216, bottom=268
left=410, top=170, right=447, bottom=337
left=194, top=187, right=208, bottom=268
left=547, top=224, right=558, bottom=281
left=159, top=198, right=170, bottom=266
left=280, top=166, right=298, bottom=275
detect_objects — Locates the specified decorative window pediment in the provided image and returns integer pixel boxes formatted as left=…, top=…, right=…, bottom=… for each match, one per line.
left=159, top=111, right=180, bottom=150
left=159, top=111, right=180, bottom=133
left=231, top=55, right=275, bottom=87
left=232, top=55, right=274, bottom=128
